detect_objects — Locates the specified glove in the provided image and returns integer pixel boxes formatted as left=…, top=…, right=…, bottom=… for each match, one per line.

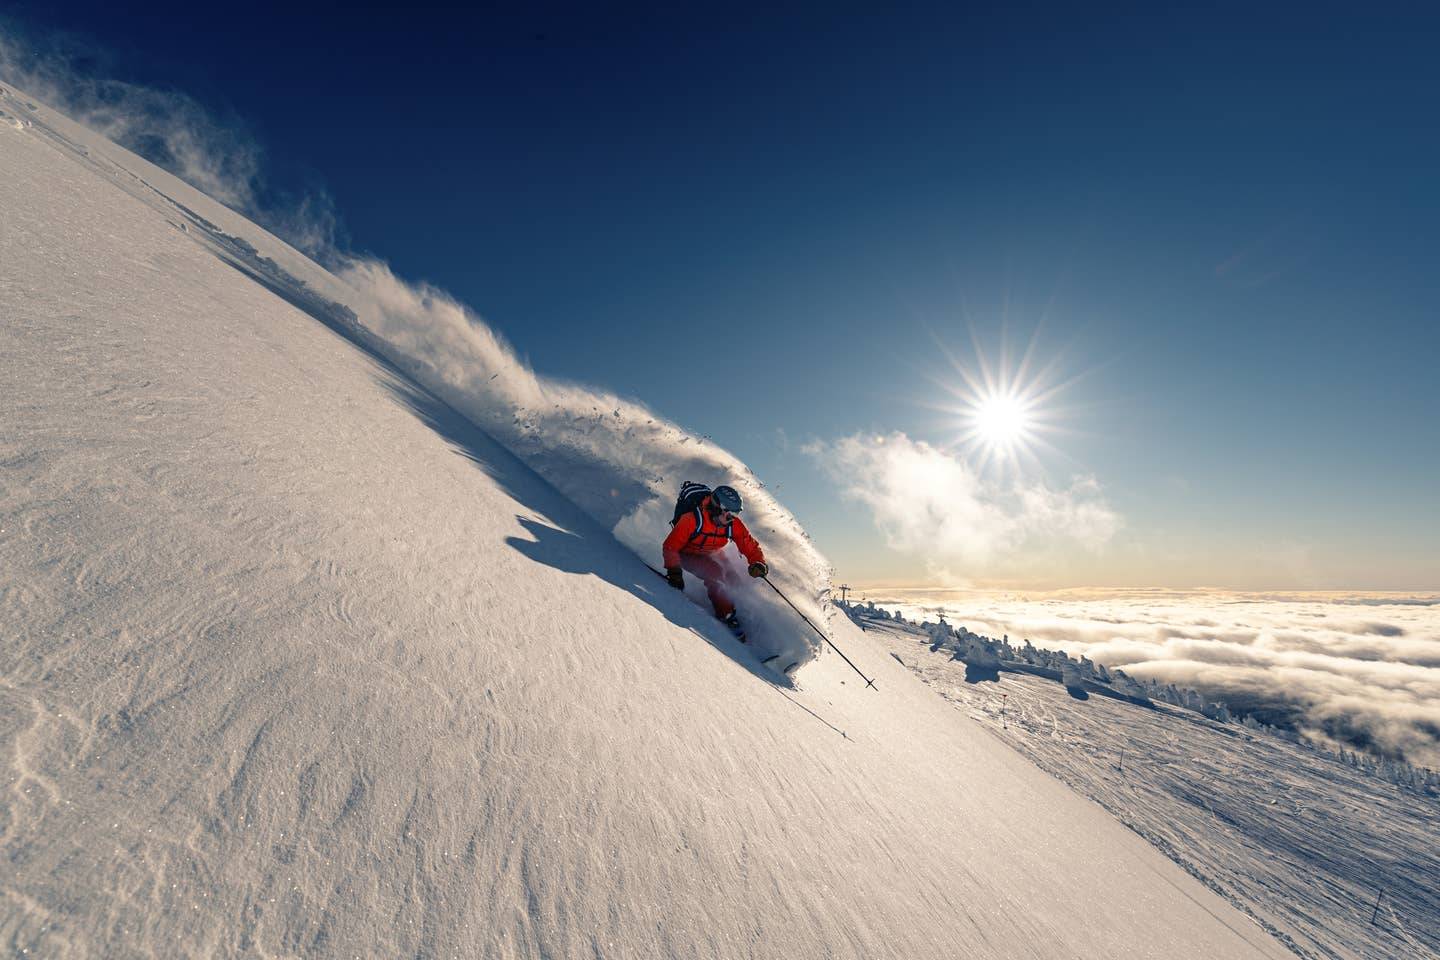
left=666, top=567, right=685, bottom=590
left=748, top=561, right=768, bottom=579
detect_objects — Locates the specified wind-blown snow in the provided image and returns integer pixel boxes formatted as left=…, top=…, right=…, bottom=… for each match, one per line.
left=2, top=81, right=1295, bottom=959
left=0, top=26, right=338, bottom=254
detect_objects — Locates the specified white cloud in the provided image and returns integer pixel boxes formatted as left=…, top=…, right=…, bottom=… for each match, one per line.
left=807, top=432, right=1119, bottom=575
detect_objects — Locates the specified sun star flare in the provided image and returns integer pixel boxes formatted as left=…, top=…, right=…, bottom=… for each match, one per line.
left=974, top=392, right=1034, bottom=452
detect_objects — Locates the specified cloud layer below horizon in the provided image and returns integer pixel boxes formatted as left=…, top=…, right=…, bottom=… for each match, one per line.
left=875, top=590, right=1440, bottom=767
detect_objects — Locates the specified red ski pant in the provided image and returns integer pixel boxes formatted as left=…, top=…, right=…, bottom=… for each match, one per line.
left=678, top=552, right=737, bottom=618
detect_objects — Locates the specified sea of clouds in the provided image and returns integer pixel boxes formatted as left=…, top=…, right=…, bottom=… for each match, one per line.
left=868, top=588, right=1440, bottom=767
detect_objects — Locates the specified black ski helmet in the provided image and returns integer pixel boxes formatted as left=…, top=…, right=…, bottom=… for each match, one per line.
left=711, top=485, right=742, bottom=513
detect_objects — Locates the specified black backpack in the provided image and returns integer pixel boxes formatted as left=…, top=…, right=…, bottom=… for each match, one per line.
left=670, top=481, right=734, bottom=546
left=670, top=481, right=711, bottom=526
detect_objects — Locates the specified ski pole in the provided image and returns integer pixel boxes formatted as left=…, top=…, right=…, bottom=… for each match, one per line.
left=644, top=563, right=877, bottom=690
left=761, top=576, right=877, bottom=690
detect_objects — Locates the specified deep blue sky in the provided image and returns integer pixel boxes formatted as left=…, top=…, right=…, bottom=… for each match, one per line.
left=8, top=2, right=1438, bottom=589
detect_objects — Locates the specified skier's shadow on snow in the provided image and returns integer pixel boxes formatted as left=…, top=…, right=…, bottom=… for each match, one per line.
left=377, top=375, right=788, bottom=689
left=502, top=517, right=786, bottom=685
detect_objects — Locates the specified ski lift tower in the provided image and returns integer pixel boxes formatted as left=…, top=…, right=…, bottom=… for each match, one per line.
left=838, top=584, right=851, bottom=606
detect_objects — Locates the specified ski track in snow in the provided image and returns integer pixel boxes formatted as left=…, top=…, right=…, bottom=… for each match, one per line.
left=864, top=615, right=1440, bottom=960
left=2, top=81, right=1302, bottom=959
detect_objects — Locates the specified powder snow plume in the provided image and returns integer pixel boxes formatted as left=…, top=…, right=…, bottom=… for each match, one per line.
left=332, top=258, right=832, bottom=664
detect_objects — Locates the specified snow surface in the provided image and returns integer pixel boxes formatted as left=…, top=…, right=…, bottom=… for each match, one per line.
left=861, top=612, right=1440, bottom=960
left=2, top=84, right=1293, bottom=958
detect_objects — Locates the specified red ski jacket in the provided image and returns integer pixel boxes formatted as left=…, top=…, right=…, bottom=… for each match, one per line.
left=662, top=496, right=766, bottom=569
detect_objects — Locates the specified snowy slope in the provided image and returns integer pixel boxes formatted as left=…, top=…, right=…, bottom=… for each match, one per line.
left=2, top=84, right=1292, bottom=958
left=861, top=613, right=1440, bottom=960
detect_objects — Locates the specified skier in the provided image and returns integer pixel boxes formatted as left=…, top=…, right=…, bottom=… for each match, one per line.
left=662, top=484, right=768, bottom=640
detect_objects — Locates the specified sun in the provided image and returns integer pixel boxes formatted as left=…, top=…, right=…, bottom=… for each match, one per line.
left=974, top=392, right=1033, bottom=451
left=918, top=322, right=1089, bottom=477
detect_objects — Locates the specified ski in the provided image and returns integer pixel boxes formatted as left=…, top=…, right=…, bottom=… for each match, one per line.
left=761, top=654, right=801, bottom=677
